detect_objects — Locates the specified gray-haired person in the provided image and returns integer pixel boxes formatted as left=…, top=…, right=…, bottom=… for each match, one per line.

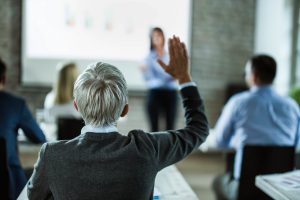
left=27, top=36, right=209, bottom=200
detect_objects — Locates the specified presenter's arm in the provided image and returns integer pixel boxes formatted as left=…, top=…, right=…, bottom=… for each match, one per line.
left=144, top=36, right=209, bottom=169
left=19, top=101, right=47, bottom=143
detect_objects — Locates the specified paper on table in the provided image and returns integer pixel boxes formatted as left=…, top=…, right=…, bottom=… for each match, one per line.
left=262, top=170, right=300, bottom=190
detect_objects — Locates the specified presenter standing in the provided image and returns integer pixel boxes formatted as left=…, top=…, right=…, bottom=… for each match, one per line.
left=141, top=27, right=178, bottom=131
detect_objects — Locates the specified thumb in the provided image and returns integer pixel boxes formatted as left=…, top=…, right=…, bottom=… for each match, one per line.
left=157, top=59, right=168, bottom=71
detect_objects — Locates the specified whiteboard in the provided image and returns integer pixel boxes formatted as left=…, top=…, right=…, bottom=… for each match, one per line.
left=22, top=0, right=191, bottom=90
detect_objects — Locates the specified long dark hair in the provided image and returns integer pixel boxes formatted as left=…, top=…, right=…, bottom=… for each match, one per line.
left=150, top=27, right=165, bottom=50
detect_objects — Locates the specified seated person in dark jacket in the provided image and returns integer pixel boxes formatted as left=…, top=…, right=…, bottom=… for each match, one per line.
left=0, top=58, right=46, bottom=200
left=27, top=36, right=209, bottom=200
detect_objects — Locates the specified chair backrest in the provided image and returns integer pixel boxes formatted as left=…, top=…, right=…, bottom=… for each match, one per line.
left=225, top=84, right=248, bottom=104
left=237, top=145, right=295, bottom=200
left=295, top=151, right=300, bottom=169
left=225, top=151, right=235, bottom=175
left=57, top=118, right=85, bottom=140
left=0, top=138, right=9, bottom=198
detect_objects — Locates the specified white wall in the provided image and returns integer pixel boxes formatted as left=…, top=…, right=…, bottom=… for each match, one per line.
left=254, top=0, right=294, bottom=95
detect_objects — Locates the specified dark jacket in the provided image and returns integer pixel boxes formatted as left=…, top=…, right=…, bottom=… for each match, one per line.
left=28, top=86, right=209, bottom=200
left=0, top=91, right=46, bottom=200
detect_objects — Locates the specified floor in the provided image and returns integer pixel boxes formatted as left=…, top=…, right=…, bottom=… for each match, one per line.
left=176, top=152, right=225, bottom=200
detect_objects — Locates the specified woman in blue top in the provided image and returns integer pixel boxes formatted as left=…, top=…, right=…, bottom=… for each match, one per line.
left=141, top=27, right=178, bottom=131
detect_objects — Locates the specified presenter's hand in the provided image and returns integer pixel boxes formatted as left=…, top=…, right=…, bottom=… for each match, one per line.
left=158, top=35, right=192, bottom=84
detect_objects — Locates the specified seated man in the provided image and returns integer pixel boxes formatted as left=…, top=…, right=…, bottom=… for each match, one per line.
left=212, top=55, right=300, bottom=200
left=27, top=36, right=209, bottom=199
left=0, top=58, right=46, bottom=200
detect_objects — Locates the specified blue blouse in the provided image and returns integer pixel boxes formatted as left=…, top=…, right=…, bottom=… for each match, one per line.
left=142, top=50, right=177, bottom=90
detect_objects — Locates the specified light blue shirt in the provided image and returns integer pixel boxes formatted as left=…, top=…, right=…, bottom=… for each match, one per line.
left=143, top=50, right=177, bottom=89
left=214, top=85, right=300, bottom=179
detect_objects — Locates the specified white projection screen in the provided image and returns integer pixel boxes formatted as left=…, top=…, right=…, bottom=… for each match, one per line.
left=22, top=0, right=191, bottom=90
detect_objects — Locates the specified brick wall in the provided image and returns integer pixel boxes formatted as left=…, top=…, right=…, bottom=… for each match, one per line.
left=0, top=0, right=20, bottom=90
left=190, top=0, right=255, bottom=125
left=0, top=0, right=255, bottom=131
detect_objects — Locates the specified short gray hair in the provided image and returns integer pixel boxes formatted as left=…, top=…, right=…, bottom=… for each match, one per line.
left=74, top=62, right=128, bottom=126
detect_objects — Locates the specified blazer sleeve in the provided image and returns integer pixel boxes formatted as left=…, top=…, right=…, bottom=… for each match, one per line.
left=27, top=143, right=53, bottom=200
left=18, top=100, right=47, bottom=143
left=143, top=86, right=209, bottom=170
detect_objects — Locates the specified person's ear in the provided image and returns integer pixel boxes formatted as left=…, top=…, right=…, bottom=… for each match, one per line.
left=73, top=100, right=78, bottom=111
left=252, top=72, right=260, bottom=85
left=120, top=104, right=129, bottom=117
left=0, top=75, right=6, bottom=85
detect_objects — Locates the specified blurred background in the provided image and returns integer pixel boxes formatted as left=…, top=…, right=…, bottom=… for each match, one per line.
left=2, top=0, right=300, bottom=128
left=1, top=0, right=300, bottom=199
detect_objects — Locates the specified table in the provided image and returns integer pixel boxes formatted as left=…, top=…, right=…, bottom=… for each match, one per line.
left=255, top=170, right=300, bottom=200
left=17, top=165, right=198, bottom=200
left=155, top=165, right=199, bottom=200
left=198, top=129, right=218, bottom=152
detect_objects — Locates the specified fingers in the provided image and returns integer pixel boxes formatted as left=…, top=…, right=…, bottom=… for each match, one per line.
left=176, top=37, right=185, bottom=57
left=170, top=36, right=181, bottom=59
left=164, top=35, right=189, bottom=81
left=174, top=36, right=181, bottom=58
left=168, top=35, right=188, bottom=64
left=181, top=42, right=188, bottom=61
left=174, top=36, right=185, bottom=56
left=168, top=38, right=175, bottom=60
left=169, top=35, right=179, bottom=58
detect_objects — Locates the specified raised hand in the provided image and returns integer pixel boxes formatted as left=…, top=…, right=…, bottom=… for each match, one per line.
left=157, top=35, right=192, bottom=84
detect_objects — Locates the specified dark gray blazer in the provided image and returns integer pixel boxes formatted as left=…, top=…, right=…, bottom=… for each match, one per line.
left=27, top=86, right=209, bottom=200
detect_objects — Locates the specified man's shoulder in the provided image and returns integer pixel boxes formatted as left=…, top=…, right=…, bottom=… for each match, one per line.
left=45, top=137, right=81, bottom=151
left=0, top=91, right=26, bottom=111
left=227, top=90, right=252, bottom=104
left=233, top=89, right=300, bottom=112
left=44, top=131, right=156, bottom=160
left=127, top=129, right=163, bottom=147
left=277, top=95, right=300, bottom=112
left=127, top=129, right=151, bottom=139
left=41, top=138, right=83, bottom=159
left=259, top=89, right=300, bottom=111
left=45, top=131, right=150, bottom=149
left=0, top=91, right=25, bottom=103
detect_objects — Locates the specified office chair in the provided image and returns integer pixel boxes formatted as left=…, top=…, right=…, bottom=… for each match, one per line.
left=224, top=150, right=235, bottom=179
left=296, top=151, right=300, bottom=169
left=225, top=84, right=248, bottom=104
left=0, top=137, right=9, bottom=199
left=57, top=118, right=85, bottom=140
left=237, top=145, right=295, bottom=200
